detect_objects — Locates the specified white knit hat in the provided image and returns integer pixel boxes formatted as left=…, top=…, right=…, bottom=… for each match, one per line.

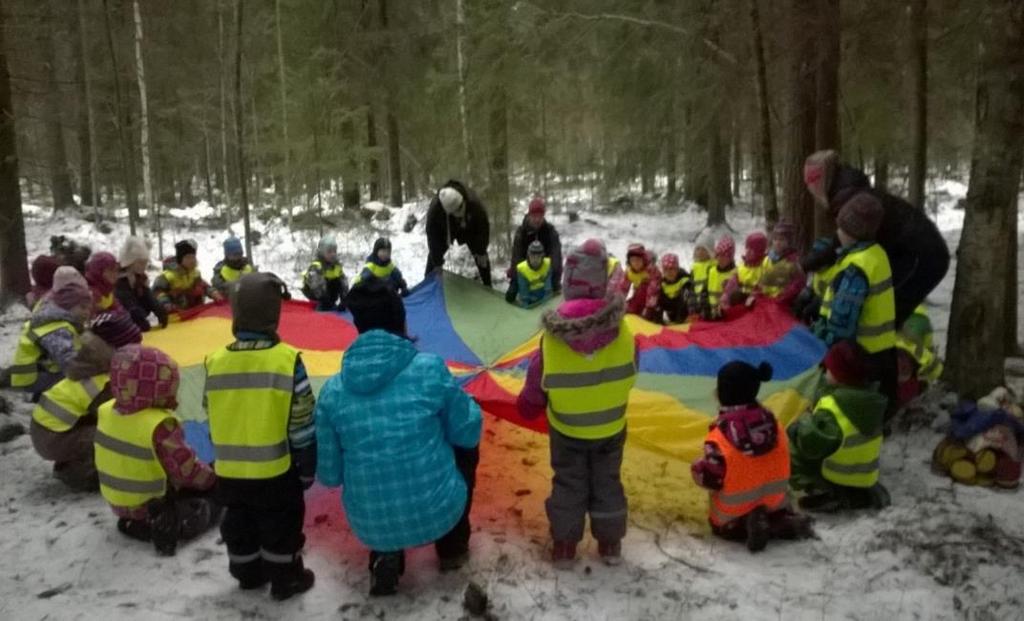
left=119, top=236, right=151, bottom=267
left=438, top=187, right=465, bottom=215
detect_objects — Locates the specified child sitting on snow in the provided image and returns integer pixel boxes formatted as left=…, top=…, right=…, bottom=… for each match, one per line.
left=690, top=233, right=715, bottom=301
left=758, top=221, right=805, bottom=307
left=723, top=232, right=768, bottom=309
left=210, top=236, right=254, bottom=296
left=354, top=237, right=409, bottom=296
left=152, top=240, right=223, bottom=313
left=85, top=252, right=122, bottom=314
left=895, top=305, right=944, bottom=406
left=619, top=243, right=661, bottom=319
left=302, top=235, right=349, bottom=311
left=789, top=341, right=891, bottom=512
left=700, top=236, right=737, bottom=320
left=692, top=360, right=813, bottom=551
left=653, top=253, right=693, bottom=324
left=507, top=240, right=554, bottom=308
left=115, top=236, right=168, bottom=332
left=96, top=345, right=220, bottom=556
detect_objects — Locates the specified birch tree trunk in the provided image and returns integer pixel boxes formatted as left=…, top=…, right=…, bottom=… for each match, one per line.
left=132, top=0, right=159, bottom=257
left=102, top=0, right=138, bottom=234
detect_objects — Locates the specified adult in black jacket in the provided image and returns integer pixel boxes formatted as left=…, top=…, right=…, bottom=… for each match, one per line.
left=802, top=150, right=950, bottom=327
left=504, top=197, right=563, bottom=303
left=425, top=180, right=492, bottom=287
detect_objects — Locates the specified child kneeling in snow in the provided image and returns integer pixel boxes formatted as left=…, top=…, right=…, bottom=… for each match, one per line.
left=354, top=237, right=409, bottom=296
left=723, top=232, right=768, bottom=310
left=692, top=361, right=813, bottom=551
left=620, top=243, right=661, bottom=320
left=518, top=240, right=637, bottom=568
left=653, top=253, right=693, bottom=324
left=507, top=241, right=554, bottom=308
left=789, top=341, right=891, bottom=512
left=96, top=345, right=220, bottom=556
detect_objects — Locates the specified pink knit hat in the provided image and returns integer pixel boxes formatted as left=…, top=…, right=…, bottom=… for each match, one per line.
left=715, top=235, right=736, bottom=259
left=110, top=345, right=180, bottom=413
left=562, top=239, right=609, bottom=300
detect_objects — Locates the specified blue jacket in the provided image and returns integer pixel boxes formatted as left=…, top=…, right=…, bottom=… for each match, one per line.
left=515, top=265, right=553, bottom=308
left=315, top=329, right=482, bottom=551
left=358, top=255, right=409, bottom=295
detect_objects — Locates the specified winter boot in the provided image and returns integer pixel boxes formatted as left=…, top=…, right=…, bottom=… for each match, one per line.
left=369, top=552, right=404, bottom=597
left=768, top=509, right=816, bottom=540
left=745, top=507, right=769, bottom=553
left=116, top=518, right=151, bottom=542
left=867, top=484, right=891, bottom=510
left=147, top=497, right=179, bottom=556
left=270, top=558, right=315, bottom=601
left=598, top=540, right=623, bottom=566
left=439, top=551, right=469, bottom=573
left=551, top=541, right=577, bottom=570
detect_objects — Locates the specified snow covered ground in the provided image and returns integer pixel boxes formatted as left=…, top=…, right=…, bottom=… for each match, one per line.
left=2, top=183, right=1024, bottom=620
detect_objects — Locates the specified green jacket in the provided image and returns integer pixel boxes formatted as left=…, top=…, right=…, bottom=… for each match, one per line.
left=788, top=383, right=887, bottom=491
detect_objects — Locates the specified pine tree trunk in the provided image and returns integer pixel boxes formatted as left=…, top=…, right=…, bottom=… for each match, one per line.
left=874, top=149, right=890, bottom=192
left=815, top=0, right=840, bottom=239
left=367, top=108, right=380, bottom=201
left=455, top=0, right=472, bottom=176
left=219, top=0, right=231, bottom=218
left=378, top=0, right=402, bottom=207
left=275, top=0, right=290, bottom=209
left=202, top=112, right=215, bottom=206
left=945, top=0, right=1024, bottom=399
left=784, top=0, right=818, bottom=252
left=489, top=87, right=510, bottom=255
left=749, top=0, right=778, bottom=224
left=132, top=0, right=159, bottom=257
left=908, top=0, right=928, bottom=209
left=234, top=0, right=251, bottom=259
left=43, top=4, right=75, bottom=211
left=102, top=0, right=138, bottom=233
left=0, top=0, right=30, bottom=302
left=706, top=110, right=727, bottom=226
left=76, top=0, right=99, bottom=210
left=665, top=106, right=678, bottom=200
left=1006, top=204, right=1020, bottom=355
left=341, top=118, right=360, bottom=209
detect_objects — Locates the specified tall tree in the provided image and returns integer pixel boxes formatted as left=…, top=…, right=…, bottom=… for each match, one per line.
left=102, top=0, right=138, bottom=233
left=234, top=0, right=252, bottom=258
left=783, top=0, right=818, bottom=252
left=455, top=0, right=471, bottom=175
left=75, top=0, right=99, bottom=209
left=815, top=0, right=840, bottom=238
left=380, top=0, right=402, bottom=206
left=42, top=0, right=75, bottom=210
left=748, top=0, right=777, bottom=224
left=945, top=0, right=1024, bottom=398
left=132, top=0, right=158, bottom=255
left=908, top=0, right=929, bottom=209
left=219, top=0, right=231, bottom=217
left=0, top=0, right=29, bottom=302
left=275, top=0, right=290, bottom=209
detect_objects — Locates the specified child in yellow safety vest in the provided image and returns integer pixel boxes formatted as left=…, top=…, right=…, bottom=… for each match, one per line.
left=723, top=232, right=768, bottom=308
left=789, top=341, right=891, bottom=513
left=895, top=305, right=944, bottom=407
left=700, top=235, right=737, bottom=320
left=354, top=237, right=409, bottom=296
left=620, top=243, right=661, bottom=319
left=691, top=361, right=814, bottom=551
left=690, top=232, right=716, bottom=299
left=152, top=239, right=223, bottom=313
left=302, top=235, right=349, bottom=311
left=507, top=240, right=554, bottom=308
left=97, top=345, right=219, bottom=556
left=758, top=221, right=805, bottom=307
left=518, top=239, right=638, bottom=568
left=205, top=272, right=317, bottom=600
left=85, top=251, right=122, bottom=315
left=653, top=253, right=694, bottom=324
left=211, top=236, right=254, bottom=296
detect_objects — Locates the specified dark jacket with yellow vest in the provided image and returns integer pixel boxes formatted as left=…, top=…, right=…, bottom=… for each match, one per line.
left=211, top=259, right=255, bottom=295
left=815, top=242, right=896, bottom=354
left=788, top=384, right=887, bottom=493
left=353, top=258, right=409, bottom=296
left=152, top=260, right=215, bottom=312
left=9, top=303, right=83, bottom=391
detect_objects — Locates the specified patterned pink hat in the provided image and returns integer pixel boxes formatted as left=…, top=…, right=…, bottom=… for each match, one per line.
left=110, top=345, right=180, bottom=414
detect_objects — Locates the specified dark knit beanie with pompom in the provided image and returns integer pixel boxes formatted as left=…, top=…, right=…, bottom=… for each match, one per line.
left=717, top=360, right=773, bottom=406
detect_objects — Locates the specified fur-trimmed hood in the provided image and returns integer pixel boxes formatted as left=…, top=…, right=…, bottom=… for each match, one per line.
left=541, top=295, right=626, bottom=355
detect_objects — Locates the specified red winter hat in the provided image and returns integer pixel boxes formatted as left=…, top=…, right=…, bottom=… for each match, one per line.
left=743, top=232, right=768, bottom=265
left=822, top=341, right=868, bottom=387
left=715, top=235, right=735, bottom=259
left=660, top=253, right=680, bottom=271
left=837, top=192, right=884, bottom=241
left=528, top=197, right=546, bottom=217
left=626, top=243, right=647, bottom=261
left=31, top=255, right=59, bottom=289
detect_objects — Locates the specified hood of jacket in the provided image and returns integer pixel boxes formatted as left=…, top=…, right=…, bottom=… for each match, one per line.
left=713, top=403, right=779, bottom=456
left=340, top=329, right=419, bottom=395
left=825, top=385, right=887, bottom=436
left=30, top=301, right=82, bottom=331
left=66, top=333, right=114, bottom=381
left=542, top=295, right=625, bottom=355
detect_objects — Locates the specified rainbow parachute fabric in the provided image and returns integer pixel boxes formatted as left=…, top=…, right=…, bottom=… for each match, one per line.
left=144, top=271, right=826, bottom=468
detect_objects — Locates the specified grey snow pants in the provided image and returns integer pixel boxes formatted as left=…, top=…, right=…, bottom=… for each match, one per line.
left=546, top=427, right=628, bottom=544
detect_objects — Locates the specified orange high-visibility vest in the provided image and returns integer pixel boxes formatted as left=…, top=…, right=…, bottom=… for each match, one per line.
left=706, top=421, right=791, bottom=526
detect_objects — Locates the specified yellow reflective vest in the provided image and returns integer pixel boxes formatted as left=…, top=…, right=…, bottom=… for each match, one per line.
left=691, top=260, right=714, bottom=295
left=541, top=324, right=636, bottom=440
left=95, top=403, right=173, bottom=509
left=661, top=276, right=689, bottom=300
left=218, top=263, right=253, bottom=283
left=706, top=265, right=736, bottom=308
left=896, top=305, right=943, bottom=382
left=304, top=260, right=344, bottom=283
left=353, top=261, right=396, bottom=286
left=821, top=244, right=896, bottom=353
left=517, top=258, right=552, bottom=292
left=813, top=262, right=844, bottom=314
left=607, top=256, right=620, bottom=277
left=161, top=267, right=202, bottom=295
left=205, top=343, right=298, bottom=479
left=10, top=320, right=81, bottom=389
left=32, top=374, right=109, bottom=432
left=736, top=262, right=766, bottom=295
left=818, top=395, right=882, bottom=488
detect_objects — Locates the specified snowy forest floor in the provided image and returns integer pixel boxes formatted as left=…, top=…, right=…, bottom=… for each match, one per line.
left=2, top=182, right=1024, bottom=620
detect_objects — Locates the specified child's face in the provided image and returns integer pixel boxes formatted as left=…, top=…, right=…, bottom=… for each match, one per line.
left=694, top=247, right=710, bottom=262
left=323, top=248, right=338, bottom=263
left=376, top=248, right=391, bottom=263
left=663, top=266, right=678, bottom=281
left=181, top=255, right=198, bottom=271
left=130, top=259, right=147, bottom=275
left=528, top=254, right=543, bottom=270
left=717, top=254, right=732, bottom=269
left=837, top=228, right=856, bottom=248
left=628, top=256, right=645, bottom=271
left=103, top=267, right=118, bottom=285
left=771, top=235, right=789, bottom=255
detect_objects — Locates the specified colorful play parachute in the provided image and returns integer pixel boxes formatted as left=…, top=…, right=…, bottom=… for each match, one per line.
left=143, top=271, right=826, bottom=465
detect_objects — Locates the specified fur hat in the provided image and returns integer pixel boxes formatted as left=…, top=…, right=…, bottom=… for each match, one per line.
left=822, top=341, right=868, bottom=387
left=837, top=192, right=884, bottom=241
left=563, top=239, right=609, bottom=300
left=346, top=278, right=407, bottom=335
left=439, top=187, right=465, bottom=215
left=231, top=272, right=291, bottom=337
left=717, top=360, right=773, bottom=407
left=119, top=236, right=151, bottom=268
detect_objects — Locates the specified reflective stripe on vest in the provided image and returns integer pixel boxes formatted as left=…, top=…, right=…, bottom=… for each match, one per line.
left=32, top=374, right=108, bottom=432
left=219, top=263, right=253, bottom=283
left=162, top=268, right=201, bottom=295
left=818, top=395, right=882, bottom=488
left=691, top=260, right=713, bottom=294
left=517, top=258, right=552, bottom=292
left=205, top=343, right=298, bottom=479
left=541, top=324, right=636, bottom=440
left=736, top=263, right=765, bottom=295
left=306, top=260, right=344, bottom=281
left=626, top=268, right=647, bottom=288
left=821, top=244, right=896, bottom=353
left=661, top=277, right=688, bottom=300
left=706, top=266, right=736, bottom=307
left=10, top=320, right=80, bottom=388
left=352, top=261, right=396, bottom=286
left=95, top=403, right=171, bottom=508
left=706, top=422, right=790, bottom=526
